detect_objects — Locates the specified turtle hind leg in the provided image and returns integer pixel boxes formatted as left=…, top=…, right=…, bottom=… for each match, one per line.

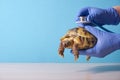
left=72, top=43, right=79, bottom=61
left=58, top=42, right=64, bottom=58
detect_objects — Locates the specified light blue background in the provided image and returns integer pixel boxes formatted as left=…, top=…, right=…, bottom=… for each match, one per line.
left=0, top=0, right=120, bottom=63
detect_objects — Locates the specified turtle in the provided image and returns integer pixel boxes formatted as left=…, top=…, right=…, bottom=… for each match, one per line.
left=58, top=27, right=97, bottom=61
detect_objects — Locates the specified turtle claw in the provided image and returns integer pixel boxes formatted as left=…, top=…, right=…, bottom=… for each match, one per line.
left=86, top=56, right=91, bottom=61
left=74, top=55, right=79, bottom=61
left=59, top=53, right=64, bottom=58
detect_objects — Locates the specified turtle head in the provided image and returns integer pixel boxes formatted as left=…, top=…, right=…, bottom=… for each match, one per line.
left=62, top=38, right=74, bottom=48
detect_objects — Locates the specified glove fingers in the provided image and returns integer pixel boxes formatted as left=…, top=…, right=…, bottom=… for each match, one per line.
left=79, top=48, right=94, bottom=55
left=87, top=15, right=104, bottom=26
left=77, top=23, right=85, bottom=27
left=87, top=15, right=94, bottom=23
left=84, top=26, right=100, bottom=37
left=71, top=48, right=95, bottom=56
left=77, top=7, right=90, bottom=17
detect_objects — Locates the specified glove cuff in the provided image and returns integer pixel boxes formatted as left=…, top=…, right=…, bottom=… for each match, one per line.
left=106, top=8, right=120, bottom=25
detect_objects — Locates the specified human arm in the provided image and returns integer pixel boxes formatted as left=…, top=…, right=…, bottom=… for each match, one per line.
left=113, top=6, right=120, bottom=16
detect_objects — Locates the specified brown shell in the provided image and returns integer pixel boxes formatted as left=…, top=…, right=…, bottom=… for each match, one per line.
left=58, top=27, right=97, bottom=61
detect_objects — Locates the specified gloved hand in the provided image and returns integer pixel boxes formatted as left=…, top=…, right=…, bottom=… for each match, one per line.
left=76, top=7, right=120, bottom=26
left=71, top=25, right=120, bottom=58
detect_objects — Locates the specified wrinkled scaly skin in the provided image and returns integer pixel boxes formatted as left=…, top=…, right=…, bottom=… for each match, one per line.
left=58, top=27, right=97, bottom=61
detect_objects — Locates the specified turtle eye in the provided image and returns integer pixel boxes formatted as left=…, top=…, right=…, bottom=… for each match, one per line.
left=66, top=36, right=70, bottom=38
left=66, top=41, right=71, bottom=46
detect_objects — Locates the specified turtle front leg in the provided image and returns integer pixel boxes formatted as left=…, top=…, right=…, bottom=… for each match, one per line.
left=72, top=43, right=79, bottom=61
left=58, top=42, right=65, bottom=58
left=72, top=37, right=82, bottom=61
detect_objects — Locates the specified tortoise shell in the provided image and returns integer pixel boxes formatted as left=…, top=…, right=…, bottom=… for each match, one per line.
left=58, top=27, right=97, bottom=61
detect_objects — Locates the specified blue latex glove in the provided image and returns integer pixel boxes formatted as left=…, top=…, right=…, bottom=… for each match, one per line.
left=76, top=7, right=120, bottom=26
left=72, top=26, right=120, bottom=58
